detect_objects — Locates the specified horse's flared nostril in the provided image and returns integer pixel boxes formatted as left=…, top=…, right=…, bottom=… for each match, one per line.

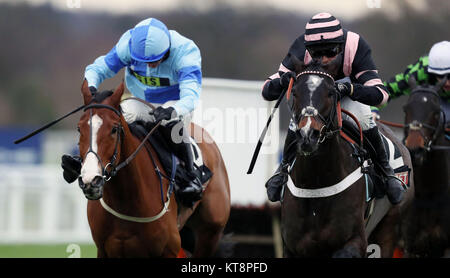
left=91, top=176, right=104, bottom=188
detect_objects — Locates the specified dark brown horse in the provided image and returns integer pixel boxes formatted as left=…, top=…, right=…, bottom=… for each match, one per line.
left=280, top=57, right=413, bottom=257
left=77, top=80, right=230, bottom=257
left=401, top=78, right=450, bottom=257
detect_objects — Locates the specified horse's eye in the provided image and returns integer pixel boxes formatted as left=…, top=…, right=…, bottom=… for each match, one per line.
left=77, top=126, right=80, bottom=133
left=111, top=126, right=118, bottom=134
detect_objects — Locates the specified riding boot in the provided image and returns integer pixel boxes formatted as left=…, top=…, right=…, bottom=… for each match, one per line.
left=176, top=139, right=203, bottom=207
left=363, top=126, right=404, bottom=205
left=61, top=154, right=82, bottom=183
left=265, top=129, right=297, bottom=202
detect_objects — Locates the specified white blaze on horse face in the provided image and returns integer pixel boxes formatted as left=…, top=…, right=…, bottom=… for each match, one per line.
left=81, top=114, right=103, bottom=184
left=306, top=75, right=323, bottom=105
left=301, top=75, right=323, bottom=134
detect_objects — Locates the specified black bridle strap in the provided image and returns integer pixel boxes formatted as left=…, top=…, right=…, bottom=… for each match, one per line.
left=82, top=102, right=164, bottom=176
left=113, top=121, right=162, bottom=173
left=84, top=103, right=121, bottom=116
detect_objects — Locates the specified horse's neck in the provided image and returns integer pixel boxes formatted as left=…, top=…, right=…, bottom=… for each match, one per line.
left=293, top=136, right=357, bottom=187
left=103, top=126, right=162, bottom=209
left=414, top=137, right=450, bottom=198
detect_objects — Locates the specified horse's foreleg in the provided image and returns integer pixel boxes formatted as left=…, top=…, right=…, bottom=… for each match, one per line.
left=97, top=248, right=107, bottom=258
left=191, top=224, right=224, bottom=257
left=368, top=207, right=401, bottom=258
left=332, top=235, right=367, bottom=258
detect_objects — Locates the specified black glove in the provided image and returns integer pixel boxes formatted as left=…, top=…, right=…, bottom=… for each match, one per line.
left=151, top=106, right=176, bottom=123
left=89, top=86, right=97, bottom=95
left=334, top=82, right=354, bottom=98
left=280, top=71, right=296, bottom=89
left=61, top=154, right=82, bottom=183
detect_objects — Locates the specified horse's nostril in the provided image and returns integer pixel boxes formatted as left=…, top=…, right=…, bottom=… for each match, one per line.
left=91, top=176, right=103, bottom=187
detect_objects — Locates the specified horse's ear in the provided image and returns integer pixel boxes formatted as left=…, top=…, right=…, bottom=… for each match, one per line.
left=289, top=53, right=306, bottom=74
left=111, top=82, right=125, bottom=105
left=322, top=54, right=342, bottom=78
left=407, top=75, right=418, bottom=91
left=81, top=79, right=92, bottom=105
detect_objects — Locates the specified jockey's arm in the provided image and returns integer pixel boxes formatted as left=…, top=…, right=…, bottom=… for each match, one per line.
left=262, top=37, right=304, bottom=101
left=384, top=56, right=428, bottom=99
left=172, top=42, right=202, bottom=117
left=370, top=56, right=427, bottom=113
left=261, top=63, right=291, bottom=101
left=348, top=37, right=389, bottom=107
left=174, top=79, right=201, bottom=116
left=84, top=31, right=131, bottom=89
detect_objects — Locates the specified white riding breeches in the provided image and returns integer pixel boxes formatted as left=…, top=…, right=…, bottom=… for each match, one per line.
left=288, top=96, right=376, bottom=132
left=340, top=96, right=376, bottom=131
left=120, top=98, right=192, bottom=127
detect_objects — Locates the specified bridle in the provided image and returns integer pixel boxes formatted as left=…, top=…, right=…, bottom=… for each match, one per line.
left=288, top=70, right=342, bottom=144
left=82, top=103, right=123, bottom=182
left=81, top=100, right=176, bottom=223
left=81, top=101, right=170, bottom=184
left=404, top=88, right=449, bottom=151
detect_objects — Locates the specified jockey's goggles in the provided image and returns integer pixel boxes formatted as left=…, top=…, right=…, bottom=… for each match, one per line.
left=307, top=43, right=343, bottom=59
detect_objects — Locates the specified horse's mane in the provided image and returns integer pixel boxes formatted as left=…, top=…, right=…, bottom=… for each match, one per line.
left=92, top=90, right=114, bottom=103
left=305, top=59, right=326, bottom=72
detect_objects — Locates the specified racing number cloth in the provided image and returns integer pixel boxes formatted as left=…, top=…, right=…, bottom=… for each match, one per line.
left=129, top=68, right=170, bottom=87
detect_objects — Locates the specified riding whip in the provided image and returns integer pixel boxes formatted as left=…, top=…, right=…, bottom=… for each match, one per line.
left=13, top=90, right=115, bottom=145
left=14, top=104, right=87, bottom=144
left=247, top=77, right=294, bottom=174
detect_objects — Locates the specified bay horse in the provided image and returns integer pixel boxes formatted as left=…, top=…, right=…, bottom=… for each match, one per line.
left=77, top=80, right=230, bottom=257
left=401, top=77, right=450, bottom=257
left=280, top=56, right=413, bottom=258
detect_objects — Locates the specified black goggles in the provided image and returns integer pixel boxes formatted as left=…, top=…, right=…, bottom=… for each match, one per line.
left=433, top=73, right=450, bottom=81
left=307, top=44, right=342, bottom=59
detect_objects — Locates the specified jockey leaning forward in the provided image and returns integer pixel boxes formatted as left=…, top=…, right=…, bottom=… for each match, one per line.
left=262, top=12, right=404, bottom=205
left=61, top=18, right=203, bottom=203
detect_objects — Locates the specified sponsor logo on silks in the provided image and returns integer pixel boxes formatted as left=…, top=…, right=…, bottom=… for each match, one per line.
left=131, top=70, right=170, bottom=87
left=395, top=171, right=409, bottom=186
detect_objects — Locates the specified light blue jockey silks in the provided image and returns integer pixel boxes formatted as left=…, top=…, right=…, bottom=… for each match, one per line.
left=84, top=18, right=202, bottom=117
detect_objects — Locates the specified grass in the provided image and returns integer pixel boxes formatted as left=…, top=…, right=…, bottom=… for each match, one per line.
left=0, top=244, right=97, bottom=258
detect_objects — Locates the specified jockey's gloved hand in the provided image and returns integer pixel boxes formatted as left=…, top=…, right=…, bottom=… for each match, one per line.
left=280, top=71, right=296, bottom=89
left=371, top=107, right=381, bottom=121
left=334, top=82, right=354, bottom=99
left=89, top=86, right=97, bottom=95
left=152, top=106, right=177, bottom=123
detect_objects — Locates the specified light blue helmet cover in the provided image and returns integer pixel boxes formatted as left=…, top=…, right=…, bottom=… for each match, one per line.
left=129, top=18, right=171, bottom=62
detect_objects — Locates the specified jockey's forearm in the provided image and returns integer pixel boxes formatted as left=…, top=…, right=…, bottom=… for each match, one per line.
left=84, top=55, right=117, bottom=88
left=173, top=83, right=200, bottom=116
left=351, top=84, right=388, bottom=106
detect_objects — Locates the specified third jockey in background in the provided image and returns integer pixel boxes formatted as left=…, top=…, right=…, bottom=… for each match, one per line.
left=262, top=12, right=404, bottom=205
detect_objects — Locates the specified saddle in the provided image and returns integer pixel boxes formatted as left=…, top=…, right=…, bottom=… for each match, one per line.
left=127, top=121, right=213, bottom=198
left=341, top=120, right=411, bottom=202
